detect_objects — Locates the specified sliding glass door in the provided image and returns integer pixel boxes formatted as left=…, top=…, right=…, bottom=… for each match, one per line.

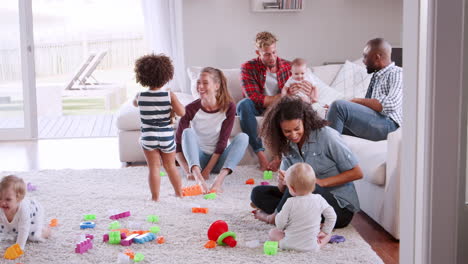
left=0, top=0, right=37, bottom=140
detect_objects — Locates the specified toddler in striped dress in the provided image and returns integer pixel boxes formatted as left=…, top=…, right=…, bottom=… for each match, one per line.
left=133, top=54, right=185, bottom=201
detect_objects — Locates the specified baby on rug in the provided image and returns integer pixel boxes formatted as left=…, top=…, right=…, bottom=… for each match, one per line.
left=268, top=163, right=337, bottom=252
left=0, top=175, right=50, bottom=254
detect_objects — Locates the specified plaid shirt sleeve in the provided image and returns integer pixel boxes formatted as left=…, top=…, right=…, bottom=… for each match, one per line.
left=240, top=60, right=265, bottom=108
left=373, top=70, right=403, bottom=115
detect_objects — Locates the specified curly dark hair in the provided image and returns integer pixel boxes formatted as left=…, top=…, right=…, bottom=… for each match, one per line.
left=134, top=54, right=174, bottom=88
left=260, top=96, right=328, bottom=157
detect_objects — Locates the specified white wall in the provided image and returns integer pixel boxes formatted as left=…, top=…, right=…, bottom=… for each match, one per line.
left=182, top=0, right=402, bottom=69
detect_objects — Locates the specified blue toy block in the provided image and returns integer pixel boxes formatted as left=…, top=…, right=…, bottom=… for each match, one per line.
left=133, top=232, right=156, bottom=244
left=80, top=221, right=96, bottom=229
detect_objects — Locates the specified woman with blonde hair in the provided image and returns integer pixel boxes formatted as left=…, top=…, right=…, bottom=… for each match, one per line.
left=176, top=67, right=248, bottom=193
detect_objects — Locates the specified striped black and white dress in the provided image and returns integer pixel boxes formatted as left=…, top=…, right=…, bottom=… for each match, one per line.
left=137, top=90, right=175, bottom=153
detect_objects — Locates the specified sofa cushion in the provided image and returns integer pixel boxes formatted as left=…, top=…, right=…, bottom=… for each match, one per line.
left=342, top=135, right=387, bottom=186
left=187, top=67, right=243, bottom=103
left=311, top=64, right=343, bottom=86
left=306, top=69, right=344, bottom=105
left=330, top=60, right=372, bottom=99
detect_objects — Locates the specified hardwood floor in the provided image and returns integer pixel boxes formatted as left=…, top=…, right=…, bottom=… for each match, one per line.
left=0, top=137, right=399, bottom=263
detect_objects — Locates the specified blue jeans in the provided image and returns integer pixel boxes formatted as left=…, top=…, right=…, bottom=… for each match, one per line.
left=236, top=98, right=264, bottom=153
left=181, top=128, right=248, bottom=173
left=327, top=100, right=399, bottom=141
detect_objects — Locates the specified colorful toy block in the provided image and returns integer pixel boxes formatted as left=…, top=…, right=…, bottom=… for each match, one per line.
left=260, top=181, right=270, bottom=185
left=182, top=185, right=203, bottom=196
left=245, top=178, right=255, bottom=185
left=133, top=233, right=156, bottom=244
left=4, top=244, right=23, bottom=260
left=84, top=214, right=96, bottom=220
left=124, top=249, right=135, bottom=259
left=133, top=253, right=145, bottom=262
left=329, top=235, right=346, bottom=243
left=80, top=221, right=96, bottom=229
left=103, top=232, right=125, bottom=243
left=204, top=240, right=217, bottom=249
left=27, top=182, right=37, bottom=192
left=75, top=236, right=93, bottom=254
left=204, top=193, right=217, bottom=200
left=146, top=215, right=159, bottom=223
left=49, top=218, right=58, bottom=227
left=109, top=231, right=122, bottom=244
left=120, top=234, right=139, bottom=246
left=149, top=226, right=160, bottom=234
left=263, top=170, right=273, bottom=180
left=191, top=207, right=209, bottom=214
left=129, top=230, right=149, bottom=236
left=157, top=236, right=165, bottom=244
left=109, top=211, right=131, bottom=220
left=109, top=221, right=121, bottom=230
left=263, top=241, right=278, bottom=255
left=160, top=171, right=166, bottom=176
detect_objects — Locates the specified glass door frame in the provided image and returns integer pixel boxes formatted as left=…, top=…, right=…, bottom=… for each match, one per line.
left=0, top=0, right=37, bottom=140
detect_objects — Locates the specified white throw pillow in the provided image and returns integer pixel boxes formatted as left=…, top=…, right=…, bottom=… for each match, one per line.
left=311, top=64, right=343, bottom=86
left=330, top=60, right=372, bottom=99
left=186, top=67, right=243, bottom=103
left=306, top=68, right=344, bottom=105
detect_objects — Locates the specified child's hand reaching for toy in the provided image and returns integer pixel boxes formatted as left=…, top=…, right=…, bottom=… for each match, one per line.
left=317, top=231, right=332, bottom=247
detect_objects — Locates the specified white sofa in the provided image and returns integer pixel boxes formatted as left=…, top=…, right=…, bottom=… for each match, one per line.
left=116, top=61, right=401, bottom=239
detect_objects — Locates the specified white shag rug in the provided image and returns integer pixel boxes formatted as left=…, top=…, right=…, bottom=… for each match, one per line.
left=0, top=166, right=383, bottom=264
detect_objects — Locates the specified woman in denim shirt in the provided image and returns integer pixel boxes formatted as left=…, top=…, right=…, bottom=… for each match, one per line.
left=251, top=96, right=363, bottom=228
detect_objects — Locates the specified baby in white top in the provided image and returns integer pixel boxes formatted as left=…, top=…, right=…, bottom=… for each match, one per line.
left=269, top=163, right=337, bottom=252
left=0, top=175, right=49, bottom=252
left=282, top=58, right=318, bottom=104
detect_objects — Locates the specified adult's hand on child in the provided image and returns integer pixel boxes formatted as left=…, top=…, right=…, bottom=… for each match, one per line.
left=288, top=83, right=302, bottom=95
left=277, top=170, right=287, bottom=191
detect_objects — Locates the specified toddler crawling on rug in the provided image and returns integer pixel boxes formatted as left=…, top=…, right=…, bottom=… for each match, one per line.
left=268, top=163, right=337, bottom=252
left=0, top=175, right=50, bottom=253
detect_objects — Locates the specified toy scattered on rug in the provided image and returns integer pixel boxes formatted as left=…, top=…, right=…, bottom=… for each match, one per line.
left=110, top=211, right=131, bottom=220
left=182, top=185, right=203, bottom=196
left=80, top=221, right=96, bottom=229
left=263, top=170, right=273, bottom=180
left=160, top=171, right=166, bottom=176
left=4, top=243, right=23, bottom=260
left=203, top=193, right=217, bottom=200
left=149, top=226, right=160, bottom=234
left=245, top=178, right=255, bottom=185
left=207, top=220, right=237, bottom=247
left=109, top=221, right=121, bottom=230
left=192, top=207, right=209, bottom=214
left=264, top=241, right=278, bottom=255
left=157, top=236, right=165, bottom=244
left=204, top=240, right=217, bottom=249
left=83, top=214, right=96, bottom=221
left=133, top=233, right=156, bottom=244
left=146, top=215, right=159, bottom=223
left=329, top=235, right=346, bottom=243
left=75, top=234, right=94, bottom=254
left=26, top=182, right=36, bottom=192
left=49, top=218, right=58, bottom=227
left=260, top=181, right=270, bottom=185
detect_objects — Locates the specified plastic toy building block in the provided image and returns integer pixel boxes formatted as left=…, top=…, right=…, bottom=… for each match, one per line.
left=109, top=211, right=131, bottom=220
left=263, top=241, right=278, bottom=255
left=149, top=226, right=160, bottom=234
left=245, top=178, right=255, bottom=185
left=192, top=207, right=209, bottom=214
left=329, top=235, right=346, bottom=243
left=260, top=181, right=270, bottom=185
left=103, top=232, right=125, bottom=243
left=157, top=236, right=165, bottom=244
left=75, top=237, right=93, bottom=254
left=109, top=231, right=122, bottom=244
left=133, top=253, right=145, bottom=262
left=204, top=240, right=217, bottom=249
left=146, top=215, right=159, bottom=223
left=203, top=193, right=217, bottom=200
left=4, top=244, right=23, bottom=260
left=117, top=253, right=131, bottom=264
left=80, top=221, right=96, bottom=229
left=49, top=218, right=58, bottom=227
left=124, top=249, right=135, bottom=259
left=120, top=234, right=139, bottom=246
left=129, top=230, right=149, bottom=236
left=109, top=221, right=121, bottom=230
left=27, top=182, right=37, bottom=192
left=84, top=214, right=96, bottom=220
left=263, top=170, right=273, bottom=180
left=182, top=185, right=203, bottom=196
left=160, top=171, right=166, bottom=176
left=207, top=220, right=237, bottom=247
left=133, top=232, right=156, bottom=244
left=86, top=234, right=94, bottom=240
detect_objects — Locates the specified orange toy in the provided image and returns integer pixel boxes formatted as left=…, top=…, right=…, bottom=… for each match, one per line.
left=182, top=185, right=203, bottom=196
left=204, top=240, right=217, bottom=249
left=245, top=178, right=255, bottom=185
left=192, top=207, right=209, bottom=214
left=124, top=249, right=135, bottom=259
left=4, top=244, right=23, bottom=260
left=111, top=228, right=130, bottom=235
left=157, top=236, right=165, bottom=244
left=129, top=230, right=149, bottom=236
left=49, top=218, right=58, bottom=227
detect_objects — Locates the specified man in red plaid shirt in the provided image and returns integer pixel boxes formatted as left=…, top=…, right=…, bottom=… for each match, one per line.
left=236, top=31, right=314, bottom=171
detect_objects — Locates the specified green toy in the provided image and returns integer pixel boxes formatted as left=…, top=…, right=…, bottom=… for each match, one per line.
left=264, top=241, right=278, bottom=255
left=83, top=214, right=96, bottom=220
left=150, top=226, right=160, bottom=234
left=109, top=231, right=121, bottom=244
left=263, top=170, right=273, bottom=180
left=160, top=171, right=166, bottom=176
left=108, top=221, right=120, bottom=230
left=147, top=215, right=159, bottom=223
left=204, top=193, right=217, bottom=200
left=134, top=253, right=145, bottom=262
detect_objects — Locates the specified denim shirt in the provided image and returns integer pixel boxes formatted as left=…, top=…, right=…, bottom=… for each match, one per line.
left=280, top=126, right=360, bottom=212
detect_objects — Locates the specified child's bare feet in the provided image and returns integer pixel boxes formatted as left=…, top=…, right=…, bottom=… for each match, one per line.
left=42, top=226, right=51, bottom=239
left=253, top=210, right=275, bottom=224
